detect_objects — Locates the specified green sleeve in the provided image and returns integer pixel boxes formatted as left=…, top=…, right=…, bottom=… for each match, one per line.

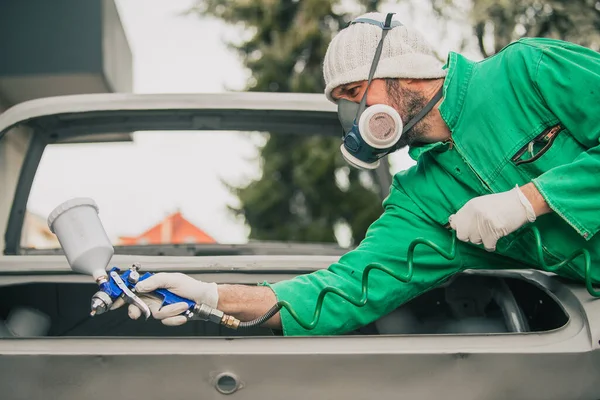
left=268, top=184, right=464, bottom=336
left=528, top=40, right=600, bottom=239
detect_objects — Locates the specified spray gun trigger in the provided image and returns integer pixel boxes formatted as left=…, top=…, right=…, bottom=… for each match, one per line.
left=110, top=271, right=151, bottom=320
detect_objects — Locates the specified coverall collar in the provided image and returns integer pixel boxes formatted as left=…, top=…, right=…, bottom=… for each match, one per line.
left=408, top=51, right=475, bottom=161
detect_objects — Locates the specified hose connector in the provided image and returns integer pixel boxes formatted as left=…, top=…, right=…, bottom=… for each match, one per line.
left=187, top=303, right=241, bottom=329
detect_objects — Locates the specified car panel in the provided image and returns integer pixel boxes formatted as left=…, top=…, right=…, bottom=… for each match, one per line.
left=2, top=352, right=598, bottom=400
left=0, top=275, right=598, bottom=400
left=1, top=256, right=599, bottom=399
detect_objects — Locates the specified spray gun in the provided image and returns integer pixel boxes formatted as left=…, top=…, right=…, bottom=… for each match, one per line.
left=47, top=198, right=240, bottom=329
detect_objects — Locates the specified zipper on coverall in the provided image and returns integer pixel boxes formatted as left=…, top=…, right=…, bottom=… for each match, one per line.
left=447, top=137, right=493, bottom=194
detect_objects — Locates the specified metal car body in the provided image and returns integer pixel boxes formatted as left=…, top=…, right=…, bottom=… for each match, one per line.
left=0, top=93, right=599, bottom=400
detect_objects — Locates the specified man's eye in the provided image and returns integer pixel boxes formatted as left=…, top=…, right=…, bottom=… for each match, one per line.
left=348, top=87, right=359, bottom=97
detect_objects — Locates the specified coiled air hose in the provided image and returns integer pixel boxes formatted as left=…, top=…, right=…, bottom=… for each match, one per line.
left=238, top=226, right=600, bottom=330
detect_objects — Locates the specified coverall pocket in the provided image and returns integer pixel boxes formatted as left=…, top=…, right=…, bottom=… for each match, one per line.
left=511, top=124, right=579, bottom=178
left=511, top=124, right=563, bottom=166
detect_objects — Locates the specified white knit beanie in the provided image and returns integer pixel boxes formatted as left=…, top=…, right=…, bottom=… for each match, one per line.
left=323, top=12, right=447, bottom=103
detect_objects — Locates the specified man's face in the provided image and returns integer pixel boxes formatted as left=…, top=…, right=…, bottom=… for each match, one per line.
left=331, top=78, right=431, bottom=148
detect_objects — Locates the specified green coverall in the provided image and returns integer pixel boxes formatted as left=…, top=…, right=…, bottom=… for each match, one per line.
left=268, top=37, right=600, bottom=336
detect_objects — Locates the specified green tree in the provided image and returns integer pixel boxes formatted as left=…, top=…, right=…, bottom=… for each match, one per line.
left=430, top=0, right=600, bottom=57
left=192, top=0, right=385, bottom=245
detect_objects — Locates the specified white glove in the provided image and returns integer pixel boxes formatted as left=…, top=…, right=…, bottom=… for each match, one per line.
left=448, top=185, right=536, bottom=252
left=121, top=273, right=219, bottom=326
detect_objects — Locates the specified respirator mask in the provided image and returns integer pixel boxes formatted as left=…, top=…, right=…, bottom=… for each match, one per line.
left=337, top=13, right=443, bottom=170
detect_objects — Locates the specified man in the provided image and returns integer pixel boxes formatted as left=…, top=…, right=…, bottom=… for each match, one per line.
left=125, top=12, right=600, bottom=336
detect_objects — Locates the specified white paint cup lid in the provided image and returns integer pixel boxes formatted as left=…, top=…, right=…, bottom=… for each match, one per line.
left=47, top=197, right=99, bottom=233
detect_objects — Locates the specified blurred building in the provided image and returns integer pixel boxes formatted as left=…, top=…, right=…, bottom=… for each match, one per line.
left=119, top=210, right=217, bottom=245
left=0, top=0, right=132, bottom=106
left=0, top=0, right=132, bottom=252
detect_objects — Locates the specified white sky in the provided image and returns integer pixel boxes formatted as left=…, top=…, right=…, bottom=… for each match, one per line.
left=27, top=0, right=477, bottom=246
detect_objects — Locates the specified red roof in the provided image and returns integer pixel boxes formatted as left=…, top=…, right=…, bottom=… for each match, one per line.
left=119, top=210, right=216, bottom=245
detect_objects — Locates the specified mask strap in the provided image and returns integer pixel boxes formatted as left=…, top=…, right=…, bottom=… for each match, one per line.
left=401, top=86, right=444, bottom=134
left=356, top=13, right=396, bottom=118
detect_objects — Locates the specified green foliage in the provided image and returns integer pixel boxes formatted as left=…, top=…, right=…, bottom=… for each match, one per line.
left=191, top=0, right=384, bottom=245
left=432, top=0, right=600, bottom=56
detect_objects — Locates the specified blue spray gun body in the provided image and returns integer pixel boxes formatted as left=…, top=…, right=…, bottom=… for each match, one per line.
left=97, top=267, right=194, bottom=313
left=90, top=265, right=238, bottom=328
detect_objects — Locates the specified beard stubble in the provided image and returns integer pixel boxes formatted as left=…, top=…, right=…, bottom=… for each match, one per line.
left=385, top=79, right=432, bottom=148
